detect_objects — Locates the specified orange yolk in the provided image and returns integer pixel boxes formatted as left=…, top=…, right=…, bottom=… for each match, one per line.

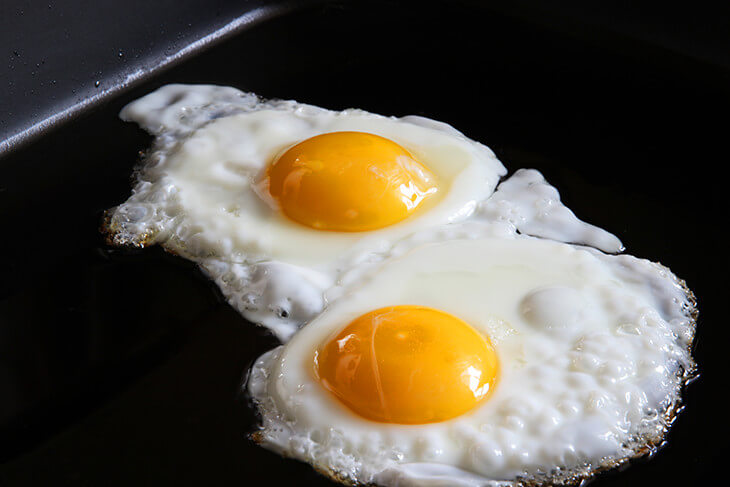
left=266, top=132, right=438, bottom=232
left=314, top=306, right=499, bottom=424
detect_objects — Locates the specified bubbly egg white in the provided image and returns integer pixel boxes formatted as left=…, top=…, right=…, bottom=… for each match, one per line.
left=106, top=85, right=624, bottom=339
left=248, top=234, right=696, bottom=486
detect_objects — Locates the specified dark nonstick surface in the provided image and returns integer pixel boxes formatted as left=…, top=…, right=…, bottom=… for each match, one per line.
left=0, top=2, right=726, bottom=485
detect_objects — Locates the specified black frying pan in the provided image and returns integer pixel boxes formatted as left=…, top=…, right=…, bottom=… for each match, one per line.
left=1, top=1, right=726, bottom=485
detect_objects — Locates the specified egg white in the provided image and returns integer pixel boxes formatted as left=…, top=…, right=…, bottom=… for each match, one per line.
left=248, top=233, right=696, bottom=486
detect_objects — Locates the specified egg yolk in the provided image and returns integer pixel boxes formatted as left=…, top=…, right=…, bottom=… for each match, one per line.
left=266, top=132, right=438, bottom=232
left=314, top=305, right=499, bottom=424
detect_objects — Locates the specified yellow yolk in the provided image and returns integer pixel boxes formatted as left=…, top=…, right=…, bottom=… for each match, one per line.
left=266, top=132, right=438, bottom=232
left=314, top=306, right=499, bottom=424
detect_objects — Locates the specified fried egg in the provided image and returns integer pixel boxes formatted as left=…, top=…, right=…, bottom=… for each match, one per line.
left=103, top=84, right=697, bottom=486
left=248, top=231, right=696, bottom=486
left=104, top=84, right=506, bottom=338
left=105, top=85, right=626, bottom=340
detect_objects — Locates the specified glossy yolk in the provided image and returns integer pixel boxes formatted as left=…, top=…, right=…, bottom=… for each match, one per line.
left=266, top=132, right=438, bottom=232
left=314, top=306, right=499, bottom=424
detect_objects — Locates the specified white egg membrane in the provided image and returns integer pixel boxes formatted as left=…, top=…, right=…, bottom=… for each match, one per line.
left=249, top=232, right=696, bottom=487
left=104, top=84, right=510, bottom=339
